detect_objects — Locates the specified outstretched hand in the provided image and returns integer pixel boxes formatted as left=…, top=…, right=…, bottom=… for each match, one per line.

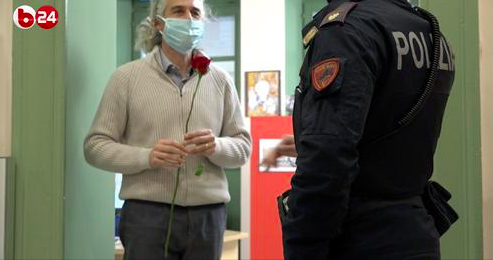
left=261, top=135, right=297, bottom=171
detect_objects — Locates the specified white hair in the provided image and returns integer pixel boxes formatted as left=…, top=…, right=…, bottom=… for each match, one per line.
left=134, top=0, right=210, bottom=53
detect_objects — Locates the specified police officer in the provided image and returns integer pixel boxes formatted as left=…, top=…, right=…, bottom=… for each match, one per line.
left=280, top=0, right=456, bottom=259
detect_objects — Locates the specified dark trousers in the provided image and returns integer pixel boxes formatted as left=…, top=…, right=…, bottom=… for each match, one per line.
left=329, top=197, right=440, bottom=260
left=119, top=199, right=227, bottom=260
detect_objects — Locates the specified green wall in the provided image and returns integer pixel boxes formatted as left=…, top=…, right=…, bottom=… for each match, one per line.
left=420, top=1, right=483, bottom=259
left=131, top=0, right=149, bottom=60
left=9, top=0, right=66, bottom=259
left=64, top=0, right=118, bottom=259
left=285, top=0, right=303, bottom=97
left=118, top=0, right=133, bottom=67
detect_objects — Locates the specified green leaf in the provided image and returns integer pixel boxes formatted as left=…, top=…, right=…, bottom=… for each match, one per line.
left=195, top=164, right=204, bottom=176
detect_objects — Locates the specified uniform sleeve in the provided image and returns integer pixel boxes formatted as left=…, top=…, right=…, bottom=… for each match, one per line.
left=84, top=69, right=152, bottom=175
left=207, top=74, right=252, bottom=168
left=282, top=24, right=382, bottom=259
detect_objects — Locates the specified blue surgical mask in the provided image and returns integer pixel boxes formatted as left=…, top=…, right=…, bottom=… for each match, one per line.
left=157, top=16, right=204, bottom=54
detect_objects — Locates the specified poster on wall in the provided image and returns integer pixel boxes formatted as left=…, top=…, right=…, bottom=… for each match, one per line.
left=258, top=139, right=296, bottom=172
left=245, top=70, right=281, bottom=117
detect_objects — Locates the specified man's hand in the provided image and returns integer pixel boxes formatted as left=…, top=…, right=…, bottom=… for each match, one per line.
left=149, top=139, right=188, bottom=169
left=184, top=129, right=216, bottom=156
left=277, top=135, right=297, bottom=157
left=261, top=135, right=297, bottom=171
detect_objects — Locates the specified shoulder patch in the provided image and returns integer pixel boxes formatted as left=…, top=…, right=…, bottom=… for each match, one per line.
left=311, top=58, right=340, bottom=92
left=320, top=2, right=358, bottom=27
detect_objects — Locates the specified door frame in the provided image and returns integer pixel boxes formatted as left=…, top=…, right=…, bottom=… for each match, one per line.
left=479, top=0, right=493, bottom=258
left=0, top=0, right=13, bottom=256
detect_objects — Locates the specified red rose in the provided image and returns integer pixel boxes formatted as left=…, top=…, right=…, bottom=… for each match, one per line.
left=165, top=49, right=211, bottom=257
left=191, top=50, right=211, bottom=75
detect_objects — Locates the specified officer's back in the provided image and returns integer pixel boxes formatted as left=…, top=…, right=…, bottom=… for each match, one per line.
left=348, top=0, right=455, bottom=199
left=282, top=0, right=455, bottom=259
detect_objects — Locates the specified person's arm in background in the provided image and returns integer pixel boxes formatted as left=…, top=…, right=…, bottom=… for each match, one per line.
left=261, top=135, right=297, bottom=171
left=282, top=22, right=382, bottom=259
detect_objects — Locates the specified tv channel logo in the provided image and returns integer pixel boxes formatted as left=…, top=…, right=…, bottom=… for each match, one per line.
left=13, top=5, right=59, bottom=30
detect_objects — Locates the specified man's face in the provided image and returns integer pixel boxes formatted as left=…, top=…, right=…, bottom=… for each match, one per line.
left=156, top=0, right=204, bottom=31
left=164, top=0, right=203, bottom=20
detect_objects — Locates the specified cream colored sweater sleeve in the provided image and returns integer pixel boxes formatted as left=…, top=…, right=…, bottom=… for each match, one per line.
left=207, top=73, right=252, bottom=168
left=83, top=68, right=152, bottom=174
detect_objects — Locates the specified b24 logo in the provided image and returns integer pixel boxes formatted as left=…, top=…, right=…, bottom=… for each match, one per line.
left=13, top=5, right=59, bottom=30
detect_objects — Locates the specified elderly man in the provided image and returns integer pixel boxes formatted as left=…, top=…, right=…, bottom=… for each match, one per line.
left=84, top=0, right=251, bottom=259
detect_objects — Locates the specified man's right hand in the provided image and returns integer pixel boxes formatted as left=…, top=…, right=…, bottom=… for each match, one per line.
left=149, top=139, right=188, bottom=169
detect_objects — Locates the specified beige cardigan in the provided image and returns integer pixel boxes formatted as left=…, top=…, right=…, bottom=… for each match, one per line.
left=84, top=47, right=251, bottom=206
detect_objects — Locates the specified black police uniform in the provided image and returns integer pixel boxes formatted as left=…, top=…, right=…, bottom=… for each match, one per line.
left=281, top=0, right=455, bottom=259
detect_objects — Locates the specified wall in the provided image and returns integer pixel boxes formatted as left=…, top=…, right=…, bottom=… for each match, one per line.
left=284, top=0, right=303, bottom=97
left=64, top=0, right=117, bottom=259
left=118, top=0, right=133, bottom=67
left=240, top=0, right=285, bottom=258
left=0, top=0, right=12, bottom=157
left=10, top=0, right=66, bottom=258
left=0, top=0, right=12, bottom=258
left=479, top=0, right=493, bottom=258
left=420, top=1, right=483, bottom=259
left=240, top=0, right=286, bottom=115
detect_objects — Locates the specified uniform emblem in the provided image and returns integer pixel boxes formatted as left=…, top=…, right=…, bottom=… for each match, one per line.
left=303, top=26, right=319, bottom=47
left=320, top=3, right=358, bottom=27
left=311, top=58, right=340, bottom=92
left=328, top=12, right=340, bottom=21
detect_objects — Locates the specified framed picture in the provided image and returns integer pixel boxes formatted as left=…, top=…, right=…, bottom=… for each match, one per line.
left=245, top=70, right=281, bottom=117
left=258, top=139, right=297, bottom=173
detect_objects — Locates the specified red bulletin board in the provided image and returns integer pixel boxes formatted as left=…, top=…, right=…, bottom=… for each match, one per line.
left=250, top=116, right=294, bottom=260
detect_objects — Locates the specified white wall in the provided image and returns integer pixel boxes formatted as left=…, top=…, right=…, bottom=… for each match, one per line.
left=240, top=0, right=286, bottom=116
left=479, top=0, right=493, bottom=259
left=240, top=0, right=285, bottom=259
left=0, top=0, right=12, bottom=157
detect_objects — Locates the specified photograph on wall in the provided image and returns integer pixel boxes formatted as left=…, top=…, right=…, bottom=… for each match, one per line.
left=258, top=139, right=296, bottom=173
left=245, top=70, right=281, bottom=117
